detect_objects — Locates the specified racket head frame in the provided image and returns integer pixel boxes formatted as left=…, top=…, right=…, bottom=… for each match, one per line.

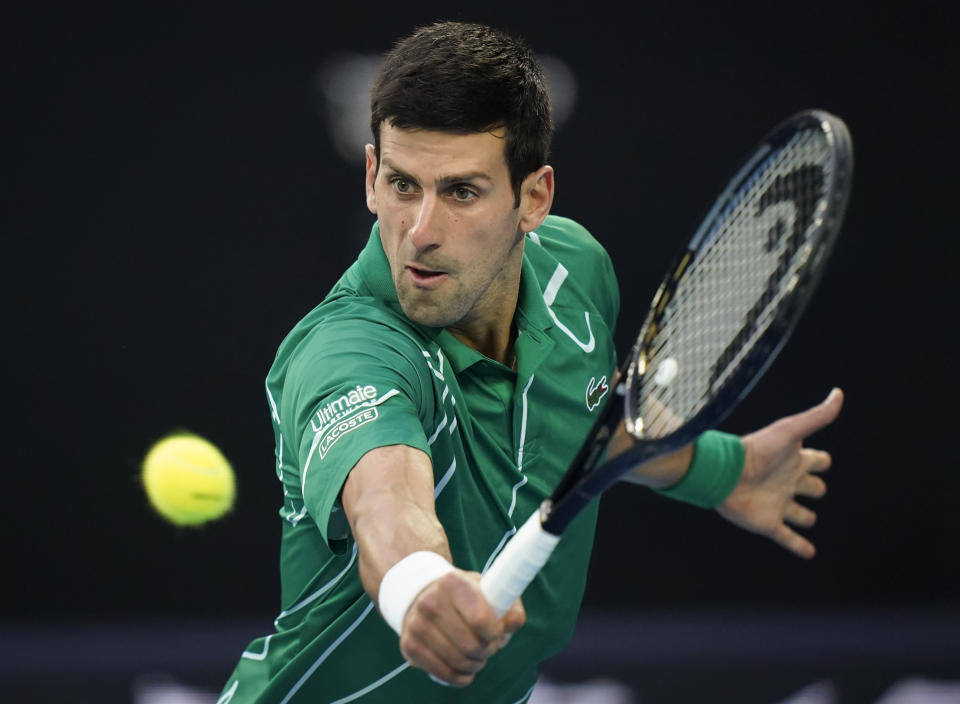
left=543, top=110, right=853, bottom=534
left=624, top=109, right=853, bottom=441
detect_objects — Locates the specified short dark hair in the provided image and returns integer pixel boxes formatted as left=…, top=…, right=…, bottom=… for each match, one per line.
left=370, top=22, right=553, bottom=206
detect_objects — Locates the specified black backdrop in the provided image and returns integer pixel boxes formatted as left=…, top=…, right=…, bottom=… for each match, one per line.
left=5, top=2, right=957, bottom=627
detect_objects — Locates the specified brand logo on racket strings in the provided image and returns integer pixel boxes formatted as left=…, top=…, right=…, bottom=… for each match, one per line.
left=585, top=376, right=609, bottom=411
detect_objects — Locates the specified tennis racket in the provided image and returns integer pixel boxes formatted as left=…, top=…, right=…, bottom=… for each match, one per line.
left=480, top=109, right=853, bottom=615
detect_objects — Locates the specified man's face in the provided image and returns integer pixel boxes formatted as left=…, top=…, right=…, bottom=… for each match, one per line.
left=365, top=124, right=541, bottom=335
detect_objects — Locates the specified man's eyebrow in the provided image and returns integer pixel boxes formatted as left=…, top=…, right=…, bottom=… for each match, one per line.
left=380, top=159, right=493, bottom=188
left=435, top=171, right=493, bottom=187
left=380, top=160, right=419, bottom=184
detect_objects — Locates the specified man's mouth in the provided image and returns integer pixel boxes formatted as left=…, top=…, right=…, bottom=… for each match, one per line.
left=405, top=265, right=448, bottom=287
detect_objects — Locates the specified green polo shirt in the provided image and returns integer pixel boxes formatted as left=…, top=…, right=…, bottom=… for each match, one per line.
left=220, top=215, right=620, bottom=704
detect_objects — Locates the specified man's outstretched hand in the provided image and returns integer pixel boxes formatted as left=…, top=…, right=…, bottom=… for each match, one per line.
left=718, top=388, right=844, bottom=558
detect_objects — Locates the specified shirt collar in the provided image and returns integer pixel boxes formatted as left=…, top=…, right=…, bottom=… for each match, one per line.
left=351, top=221, right=401, bottom=304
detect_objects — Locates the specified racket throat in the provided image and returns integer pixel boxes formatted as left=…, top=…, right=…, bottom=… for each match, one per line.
left=537, top=499, right=564, bottom=536
left=541, top=438, right=681, bottom=535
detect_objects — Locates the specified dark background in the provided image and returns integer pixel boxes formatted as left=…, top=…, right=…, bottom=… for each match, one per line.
left=4, top=1, right=958, bottom=701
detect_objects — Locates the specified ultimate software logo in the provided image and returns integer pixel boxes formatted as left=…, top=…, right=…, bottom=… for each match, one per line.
left=311, top=384, right=384, bottom=459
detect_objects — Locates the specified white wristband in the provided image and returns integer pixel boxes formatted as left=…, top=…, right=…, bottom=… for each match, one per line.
left=378, top=551, right=455, bottom=635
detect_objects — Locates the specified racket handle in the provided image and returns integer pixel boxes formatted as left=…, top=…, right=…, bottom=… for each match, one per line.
left=480, top=509, right=561, bottom=617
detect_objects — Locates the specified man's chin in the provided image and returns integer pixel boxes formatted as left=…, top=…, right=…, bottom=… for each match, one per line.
left=397, top=297, right=459, bottom=330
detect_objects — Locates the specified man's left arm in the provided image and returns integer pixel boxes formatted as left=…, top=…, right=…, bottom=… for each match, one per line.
left=617, top=388, right=844, bottom=559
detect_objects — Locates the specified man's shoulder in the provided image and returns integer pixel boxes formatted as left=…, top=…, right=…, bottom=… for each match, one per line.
left=272, top=294, right=431, bottom=381
left=530, top=215, right=607, bottom=257
left=528, top=215, right=615, bottom=280
left=525, top=215, right=620, bottom=325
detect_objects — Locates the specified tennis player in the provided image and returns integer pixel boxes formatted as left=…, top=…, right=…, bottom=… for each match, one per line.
left=218, top=21, right=843, bottom=703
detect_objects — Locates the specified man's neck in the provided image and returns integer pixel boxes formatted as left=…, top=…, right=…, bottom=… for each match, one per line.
left=447, top=316, right=518, bottom=368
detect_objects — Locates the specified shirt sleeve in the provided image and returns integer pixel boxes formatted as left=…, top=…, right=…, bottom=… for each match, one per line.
left=282, top=317, right=434, bottom=549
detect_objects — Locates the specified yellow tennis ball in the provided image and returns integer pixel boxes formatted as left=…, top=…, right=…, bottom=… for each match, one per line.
left=142, top=433, right=235, bottom=526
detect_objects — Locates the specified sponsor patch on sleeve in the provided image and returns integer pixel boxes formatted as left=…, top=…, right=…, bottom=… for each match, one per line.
left=309, top=385, right=400, bottom=460
left=318, top=406, right=379, bottom=458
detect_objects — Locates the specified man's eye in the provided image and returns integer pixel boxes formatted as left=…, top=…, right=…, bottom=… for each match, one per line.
left=391, top=178, right=413, bottom=194
left=453, top=187, right=476, bottom=201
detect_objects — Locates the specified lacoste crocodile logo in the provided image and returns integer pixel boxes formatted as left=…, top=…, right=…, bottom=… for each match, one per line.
left=585, top=375, right=609, bottom=411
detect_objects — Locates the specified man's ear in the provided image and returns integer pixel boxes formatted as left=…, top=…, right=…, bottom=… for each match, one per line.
left=517, top=165, right=554, bottom=234
left=364, top=144, right=378, bottom=215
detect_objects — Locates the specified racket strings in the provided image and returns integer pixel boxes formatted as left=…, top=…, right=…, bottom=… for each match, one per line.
left=635, top=128, right=834, bottom=438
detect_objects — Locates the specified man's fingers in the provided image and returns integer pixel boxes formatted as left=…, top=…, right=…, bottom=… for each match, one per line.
left=784, top=500, right=817, bottom=528
left=401, top=609, right=488, bottom=686
left=434, top=572, right=504, bottom=649
left=400, top=570, right=516, bottom=686
left=502, top=598, right=526, bottom=635
left=449, top=572, right=510, bottom=644
left=783, top=388, right=845, bottom=441
left=495, top=598, right=527, bottom=647
left=803, top=449, right=833, bottom=474
left=400, top=632, right=477, bottom=687
left=773, top=524, right=816, bottom=559
left=797, top=473, right=827, bottom=499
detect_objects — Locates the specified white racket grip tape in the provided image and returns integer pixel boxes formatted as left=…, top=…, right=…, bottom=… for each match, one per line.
left=480, top=511, right=561, bottom=617
left=378, top=551, right=455, bottom=635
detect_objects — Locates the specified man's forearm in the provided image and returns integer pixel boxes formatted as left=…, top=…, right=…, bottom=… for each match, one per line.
left=341, top=444, right=450, bottom=599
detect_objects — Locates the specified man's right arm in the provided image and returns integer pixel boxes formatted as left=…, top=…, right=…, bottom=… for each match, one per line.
left=341, top=444, right=525, bottom=687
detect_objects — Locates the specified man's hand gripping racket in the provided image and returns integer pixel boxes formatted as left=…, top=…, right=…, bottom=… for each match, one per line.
left=480, top=109, right=854, bottom=615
